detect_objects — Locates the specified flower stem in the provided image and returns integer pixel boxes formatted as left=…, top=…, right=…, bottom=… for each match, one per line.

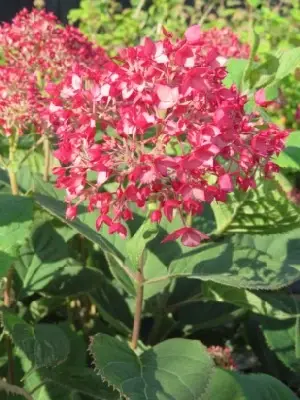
left=131, top=254, right=145, bottom=350
left=43, top=136, right=51, bottom=182
left=8, top=136, right=18, bottom=196
left=4, top=266, right=14, bottom=384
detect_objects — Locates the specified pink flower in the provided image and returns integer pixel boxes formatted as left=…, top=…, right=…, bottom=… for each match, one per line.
left=162, top=227, right=209, bottom=247
left=255, top=88, right=275, bottom=108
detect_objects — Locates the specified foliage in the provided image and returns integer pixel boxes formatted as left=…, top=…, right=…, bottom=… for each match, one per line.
left=0, top=3, right=299, bottom=400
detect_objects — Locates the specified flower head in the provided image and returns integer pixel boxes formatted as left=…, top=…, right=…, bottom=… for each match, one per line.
left=48, top=27, right=288, bottom=246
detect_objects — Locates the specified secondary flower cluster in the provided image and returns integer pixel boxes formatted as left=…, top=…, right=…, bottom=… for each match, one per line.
left=47, top=25, right=288, bottom=246
left=207, top=346, right=236, bottom=370
left=192, top=26, right=250, bottom=60
left=0, top=9, right=107, bottom=136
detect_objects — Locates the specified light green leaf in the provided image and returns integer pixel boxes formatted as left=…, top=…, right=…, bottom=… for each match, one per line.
left=168, top=228, right=300, bottom=290
left=211, top=177, right=300, bottom=235
left=203, top=369, right=298, bottom=399
left=274, top=131, right=300, bottom=170
left=0, top=195, right=33, bottom=278
left=90, top=334, right=215, bottom=400
left=203, top=281, right=300, bottom=319
left=126, top=219, right=159, bottom=272
left=275, top=47, right=300, bottom=81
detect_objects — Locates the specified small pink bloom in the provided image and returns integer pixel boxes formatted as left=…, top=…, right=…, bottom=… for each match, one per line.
left=150, top=210, right=162, bottom=223
left=162, top=227, right=209, bottom=247
left=254, top=88, right=274, bottom=108
left=66, top=204, right=77, bottom=220
left=218, top=174, right=233, bottom=192
left=156, top=84, right=179, bottom=110
left=184, top=25, right=201, bottom=44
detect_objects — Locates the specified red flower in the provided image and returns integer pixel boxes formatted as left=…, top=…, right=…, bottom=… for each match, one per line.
left=162, top=227, right=209, bottom=247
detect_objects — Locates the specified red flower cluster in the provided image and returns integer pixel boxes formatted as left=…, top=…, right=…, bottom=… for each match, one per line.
left=0, top=9, right=107, bottom=136
left=187, top=26, right=250, bottom=61
left=0, top=9, right=108, bottom=81
left=47, top=27, right=287, bottom=246
left=207, top=345, right=236, bottom=370
left=0, top=67, right=43, bottom=135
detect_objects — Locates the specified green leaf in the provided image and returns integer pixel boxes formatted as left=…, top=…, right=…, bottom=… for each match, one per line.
left=211, top=177, right=300, bottom=234
left=274, top=131, right=300, bottom=170
left=275, top=47, right=300, bottom=81
left=15, top=221, right=104, bottom=297
left=203, top=281, right=300, bottom=319
left=223, top=58, right=248, bottom=89
left=126, top=218, right=159, bottom=272
left=203, top=368, right=298, bottom=399
left=90, top=334, right=215, bottom=400
left=90, top=278, right=133, bottom=335
left=34, top=194, right=123, bottom=258
left=91, top=335, right=297, bottom=400
left=2, top=310, right=70, bottom=367
left=168, top=227, right=300, bottom=290
left=0, top=195, right=33, bottom=278
left=260, top=317, right=300, bottom=373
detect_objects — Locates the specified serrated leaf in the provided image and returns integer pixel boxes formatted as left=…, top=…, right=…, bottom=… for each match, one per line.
left=90, top=334, right=215, bottom=400
left=0, top=195, right=33, bottom=278
left=211, top=177, right=300, bottom=235
left=91, top=335, right=297, bottom=400
left=259, top=317, right=300, bottom=373
left=203, top=369, right=298, bottom=399
left=2, top=310, right=70, bottom=367
left=167, top=228, right=300, bottom=290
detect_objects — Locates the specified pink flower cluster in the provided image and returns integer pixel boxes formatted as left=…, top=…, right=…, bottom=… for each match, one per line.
left=207, top=345, right=236, bottom=370
left=46, top=25, right=288, bottom=246
left=189, top=26, right=250, bottom=61
left=0, top=9, right=107, bottom=136
left=0, top=67, right=43, bottom=135
left=0, top=9, right=107, bottom=80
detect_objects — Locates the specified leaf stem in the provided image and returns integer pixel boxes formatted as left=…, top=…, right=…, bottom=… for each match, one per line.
left=43, top=135, right=51, bottom=182
left=8, top=136, right=18, bottom=196
left=131, top=252, right=145, bottom=350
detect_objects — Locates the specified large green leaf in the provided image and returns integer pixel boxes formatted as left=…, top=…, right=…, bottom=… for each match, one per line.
left=259, top=317, right=300, bottom=373
left=90, top=335, right=297, bottom=400
left=0, top=195, right=33, bottom=278
left=34, top=194, right=123, bottom=259
left=211, top=177, right=300, bottom=235
left=90, top=278, right=133, bottom=335
left=275, top=131, right=300, bottom=170
left=203, top=368, right=298, bottom=400
left=167, top=228, right=300, bottom=290
left=21, top=360, right=118, bottom=400
left=90, top=334, right=215, bottom=400
left=15, top=221, right=104, bottom=297
left=203, top=282, right=300, bottom=319
left=2, top=310, right=70, bottom=368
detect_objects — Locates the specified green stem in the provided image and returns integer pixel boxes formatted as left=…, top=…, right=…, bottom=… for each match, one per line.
left=8, top=136, right=18, bottom=196
left=43, top=136, right=51, bottom=182
left=131, top=253, right=145, bottom=350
